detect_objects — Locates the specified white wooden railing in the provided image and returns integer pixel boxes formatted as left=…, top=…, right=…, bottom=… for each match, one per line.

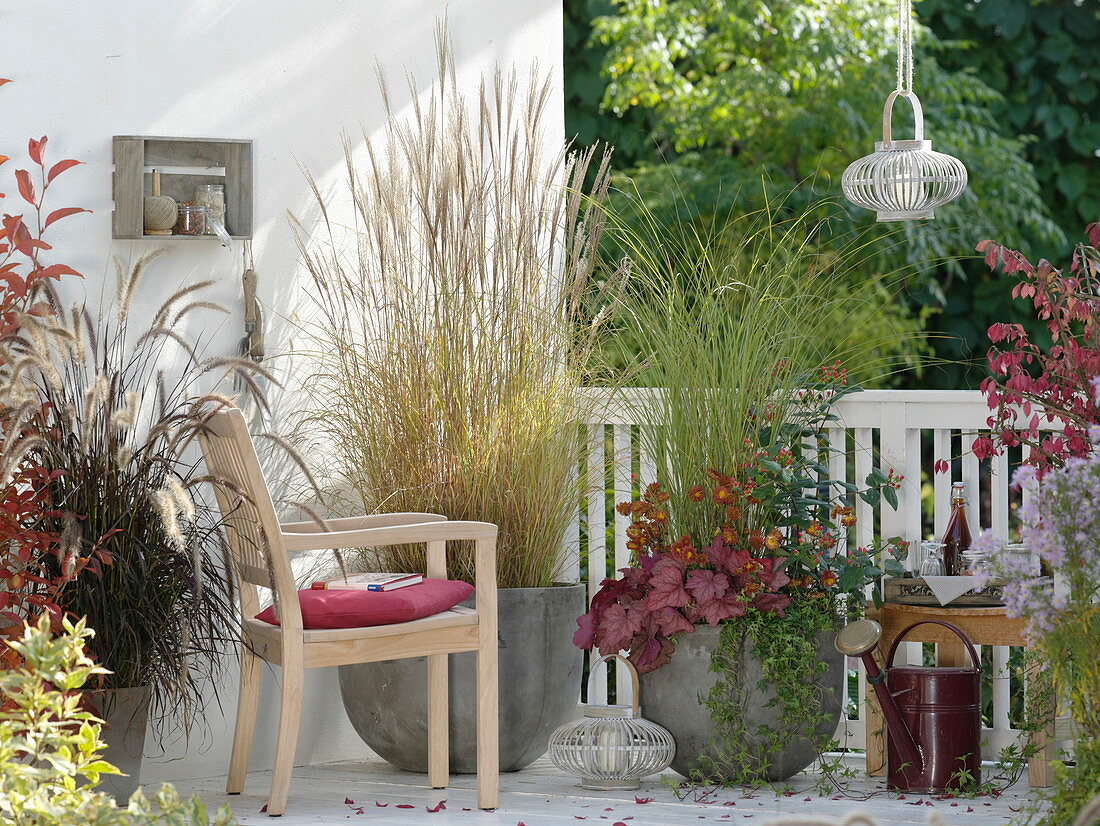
left=567, top=388, right=1072, bottom=761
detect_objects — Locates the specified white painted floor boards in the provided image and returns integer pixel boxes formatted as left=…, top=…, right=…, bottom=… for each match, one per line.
left=169, top=757, right=1047, bottom=825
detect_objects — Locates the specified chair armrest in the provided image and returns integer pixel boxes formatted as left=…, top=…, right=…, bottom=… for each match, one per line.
left=279, top=513, right=447, bottom=534
left=281, top=520, right=498, bottom=553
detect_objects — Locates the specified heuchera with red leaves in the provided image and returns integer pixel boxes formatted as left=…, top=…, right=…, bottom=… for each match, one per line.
left=972, top=224, right=1100, bottom=473
left=0, top=77, right=92, bottom=665
left=575, top=444, right=907, bottom=674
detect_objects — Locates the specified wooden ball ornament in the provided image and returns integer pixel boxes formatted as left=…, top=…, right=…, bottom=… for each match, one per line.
left=144, top=169, right=177, bottom=235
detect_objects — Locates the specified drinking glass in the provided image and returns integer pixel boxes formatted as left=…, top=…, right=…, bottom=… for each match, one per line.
left=918, top=540, right=946, bottom=578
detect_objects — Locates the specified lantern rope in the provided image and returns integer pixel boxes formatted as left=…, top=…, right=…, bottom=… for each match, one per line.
left=895, top=0, right=913, bottom=94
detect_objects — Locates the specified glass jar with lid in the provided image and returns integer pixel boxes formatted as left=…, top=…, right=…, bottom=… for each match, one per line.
left=194, top=183, right=226, bottom=235
left=175, top=203, right=209, bottom=235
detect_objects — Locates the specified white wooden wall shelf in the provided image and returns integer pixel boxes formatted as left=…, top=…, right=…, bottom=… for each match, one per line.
left=112, top=136, right=253, bottom=240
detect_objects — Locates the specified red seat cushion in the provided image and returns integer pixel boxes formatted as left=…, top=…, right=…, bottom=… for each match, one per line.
left=254, top=579, right=475, bottom=630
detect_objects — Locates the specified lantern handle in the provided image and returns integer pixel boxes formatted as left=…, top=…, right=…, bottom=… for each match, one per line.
left=881, top=89, right=925, bottom=145
left=588, top=653, right=641, bottom=715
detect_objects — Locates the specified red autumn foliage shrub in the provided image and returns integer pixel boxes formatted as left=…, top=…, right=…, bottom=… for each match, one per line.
left=972, top=223, right=1100, bottom=473
left=0, top=76, right=91, bottom=665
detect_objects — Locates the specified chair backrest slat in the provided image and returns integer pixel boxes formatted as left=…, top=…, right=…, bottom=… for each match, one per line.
left=198, top=407, right=301, bottom=629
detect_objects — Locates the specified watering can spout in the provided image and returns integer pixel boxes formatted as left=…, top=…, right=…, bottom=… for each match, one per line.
left=834, top=619, right=924, bottom=774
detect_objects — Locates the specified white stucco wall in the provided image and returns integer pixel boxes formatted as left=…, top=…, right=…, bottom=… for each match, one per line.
left=1, top=0, right=563, bottom=783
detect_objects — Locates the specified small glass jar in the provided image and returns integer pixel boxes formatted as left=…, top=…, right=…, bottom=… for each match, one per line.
left=195, top=184, right=226, bottom=236
left=1005, top=542, right=1037, bottom=575
left=175, top=203, right=209, bottom=235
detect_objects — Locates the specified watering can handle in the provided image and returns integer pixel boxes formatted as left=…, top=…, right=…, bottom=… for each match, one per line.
left=587, top=653, right=641, bottom=715
left=885, top=620, right=981, bottom=671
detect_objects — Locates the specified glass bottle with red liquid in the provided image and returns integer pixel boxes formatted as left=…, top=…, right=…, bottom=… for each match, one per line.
left=941, top=481, right=972, bottom=576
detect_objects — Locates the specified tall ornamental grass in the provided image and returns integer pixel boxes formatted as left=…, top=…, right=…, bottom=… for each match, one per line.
left=598, top=191, right=925, bottom=541
left=0, top=251, right=271, bottom=731
left=294, top=36, right=617, bottom=588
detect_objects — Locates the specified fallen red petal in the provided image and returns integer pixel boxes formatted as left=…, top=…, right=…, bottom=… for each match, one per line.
left=259, top=804, right=268, bottom=813
left=344, top=797, right=354, bottom=804
left=427, top=800, right=447, bottom=813
left=374, top=801, right=388, bottom=807
left=396, top=803, right=415, bottom=808
left=634, top=797, right=654, bottom=804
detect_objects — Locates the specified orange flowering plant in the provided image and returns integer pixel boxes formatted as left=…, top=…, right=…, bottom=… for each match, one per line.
left=574, top=383, right=907, bottom=674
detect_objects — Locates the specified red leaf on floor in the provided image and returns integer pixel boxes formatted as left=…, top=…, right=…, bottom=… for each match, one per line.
left=950, top=802, right=958, bottom=806
left=634, top=797, right=653, bottom=804
left=898, top=795, right=906, bottom=799
left=427, top=800, right=446, bottom=813
left=345, top=797, right=355, bottom=804
left=967, top=807, right=975, bottom=813
left=603, top=808, right=614, bottom=811
left=803, top=797, right=811, bottom=802
left=374, top=801, right=388, bottom=807
left=396, top=803, right=415, bottom=808
left=462, top=808, right=472, bottom=811
left=1010, top=806, right=1022, bottom=812
left=354, top=808, right=364, bottom=815
left=614, top=822, right=628, bottom=825
left=260, top=804, right=268, bottom=813
left=722, top=801, right=736, bottom=806
left=574, top=817, right=586, bottom=820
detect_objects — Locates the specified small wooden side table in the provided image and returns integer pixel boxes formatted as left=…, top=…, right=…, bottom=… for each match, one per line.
left=864, top=602, right=1053, bottom=787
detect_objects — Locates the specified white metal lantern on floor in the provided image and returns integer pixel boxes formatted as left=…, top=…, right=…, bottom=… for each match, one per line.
left=548, top=654, right=675, bottom=790
left=842, top=0, right=967, bottom=222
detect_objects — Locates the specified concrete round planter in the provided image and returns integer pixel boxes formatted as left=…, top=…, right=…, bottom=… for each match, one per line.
left=640, top=622, right=843, bottom=782
left=89, top=686, right=149, bottom=804
left=339, top=583, right=584, bottom=773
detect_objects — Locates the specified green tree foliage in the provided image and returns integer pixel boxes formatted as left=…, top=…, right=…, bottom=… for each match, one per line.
left=564, top=0, right=1095, bottom=387
left=921, top=0, right=1100, bottom=240
left=915, top=0, right=1100, bottom=386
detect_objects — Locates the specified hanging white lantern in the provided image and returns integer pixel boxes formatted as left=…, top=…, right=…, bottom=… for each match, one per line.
left=548, top=654, right=675, bottom=790
left=842, top=0, right=967, bottom=222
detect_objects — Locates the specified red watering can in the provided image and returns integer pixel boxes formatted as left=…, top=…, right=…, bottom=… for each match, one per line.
left=835, top=619, right=982, bottom=794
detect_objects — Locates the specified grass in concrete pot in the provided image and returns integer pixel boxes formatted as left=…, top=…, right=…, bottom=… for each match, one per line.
left=293, top=35, right=619, bottom=772
left=1, top=251, right=269, bottom=799
left=575, top=195, right=913, bottom=786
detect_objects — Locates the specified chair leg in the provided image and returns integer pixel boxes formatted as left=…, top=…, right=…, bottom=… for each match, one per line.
left=476, top=640, right=499, bottom=809
left=266, top=664, right=304, bottom=817
left=227, top=647, right=262, bottom=795
left=427, top=654, right=449, bottom=789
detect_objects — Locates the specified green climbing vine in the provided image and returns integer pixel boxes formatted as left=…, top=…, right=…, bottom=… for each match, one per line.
left=695, top=600, right=842, bottom=788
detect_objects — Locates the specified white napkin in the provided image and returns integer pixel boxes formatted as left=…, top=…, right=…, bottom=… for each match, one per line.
left=922, top=576, right=981, bottom=606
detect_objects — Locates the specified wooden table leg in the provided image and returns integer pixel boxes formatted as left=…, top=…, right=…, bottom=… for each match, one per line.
left=1024, top=657, right=1054, bottom=788
left=865, top=677, right=887, bottom=776
left=937, top=641, right=969, bottom=667
left=864, top=643, right=889, bottom=777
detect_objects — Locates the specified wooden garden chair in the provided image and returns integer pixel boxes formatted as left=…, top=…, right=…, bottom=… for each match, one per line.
left=198, top=407, right=499, bottom=817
